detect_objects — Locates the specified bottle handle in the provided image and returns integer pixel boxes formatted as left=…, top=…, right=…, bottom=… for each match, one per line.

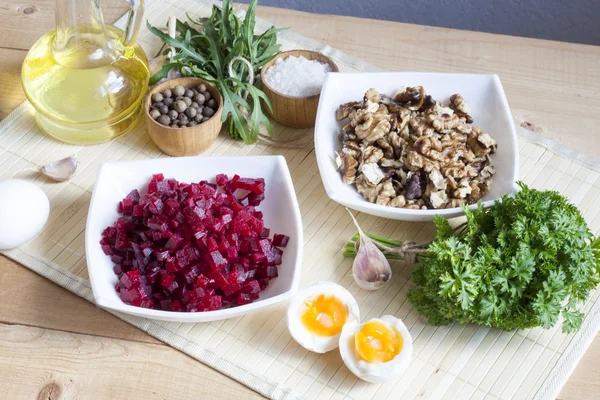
left=121, top=0, right=144, bottom=47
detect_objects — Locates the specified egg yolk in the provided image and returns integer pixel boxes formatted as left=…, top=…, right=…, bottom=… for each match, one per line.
left=300, top=294, right=348, bottom=337
left=354, top=320, right=403, bottom=363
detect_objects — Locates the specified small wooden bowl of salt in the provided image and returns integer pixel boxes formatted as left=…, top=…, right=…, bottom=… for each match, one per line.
left=261, top=50, right=338, bottom=129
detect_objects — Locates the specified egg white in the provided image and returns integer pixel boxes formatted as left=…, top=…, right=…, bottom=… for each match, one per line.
left=339, top=315, right=413, bottom=383
left=287, top=282, right=360, bottom=353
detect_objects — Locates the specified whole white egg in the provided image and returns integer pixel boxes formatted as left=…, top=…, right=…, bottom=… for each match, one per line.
left=0, top=179, right=50, bottom=250
left=339, top=315, right=413, bottom=383
left=287, top=282, right=360, bottom=353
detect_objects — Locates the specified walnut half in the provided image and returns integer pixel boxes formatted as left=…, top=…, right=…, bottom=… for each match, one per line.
left=336, top=152, right=358, bottom=184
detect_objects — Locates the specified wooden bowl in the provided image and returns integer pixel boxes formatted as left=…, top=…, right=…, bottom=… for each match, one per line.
left=260, top=50, right=338, bottom=129
left=145, top=77, right=223, bottom=157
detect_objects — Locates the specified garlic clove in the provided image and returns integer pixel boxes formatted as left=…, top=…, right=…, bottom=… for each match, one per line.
left=346, top=208, right=392, bottom=290
left=353, top=234, right=392, bottom=290
left=40, top=155, right=80, bottom=182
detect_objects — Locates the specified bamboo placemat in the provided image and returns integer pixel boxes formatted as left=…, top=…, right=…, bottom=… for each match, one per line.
left=2, top=0, right=600, bottom=399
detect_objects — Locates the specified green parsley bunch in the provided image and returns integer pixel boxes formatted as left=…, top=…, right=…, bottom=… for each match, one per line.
left=345, top=183, right=600, bottom=333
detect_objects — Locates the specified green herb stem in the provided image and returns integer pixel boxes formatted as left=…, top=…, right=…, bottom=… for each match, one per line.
left=147, top=0, right=284, bottom=144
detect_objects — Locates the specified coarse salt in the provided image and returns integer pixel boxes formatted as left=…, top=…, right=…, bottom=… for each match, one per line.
left=263, top=55, right=332, bottom=97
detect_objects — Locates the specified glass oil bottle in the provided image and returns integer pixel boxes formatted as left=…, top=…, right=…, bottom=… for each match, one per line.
left=21, top=0, right=149, bottom=144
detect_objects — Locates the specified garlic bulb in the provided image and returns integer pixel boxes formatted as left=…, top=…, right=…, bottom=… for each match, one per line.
left=346, top=208, right=392, bottom=290
left=40, top=155, right=79, bottom=182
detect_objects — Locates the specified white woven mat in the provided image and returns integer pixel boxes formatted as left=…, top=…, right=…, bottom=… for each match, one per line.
left=2, top=0, right=600, bottom=399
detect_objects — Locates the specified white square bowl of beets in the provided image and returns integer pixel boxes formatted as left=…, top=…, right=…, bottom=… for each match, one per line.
left=314, top=72, right=519, bottom=221
left=85, top=155, right=303, bottom=322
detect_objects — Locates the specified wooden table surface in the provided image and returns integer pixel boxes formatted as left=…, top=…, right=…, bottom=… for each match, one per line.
left=1, top=1, right=599, bottom=399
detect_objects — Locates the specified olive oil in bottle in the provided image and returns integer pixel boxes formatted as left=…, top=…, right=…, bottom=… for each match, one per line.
left=21, top=0, right=149, bottom=145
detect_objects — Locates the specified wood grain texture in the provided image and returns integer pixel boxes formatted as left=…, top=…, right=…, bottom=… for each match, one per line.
left=0, top=48, right=26, bottom=119
left=0, top=0, right=128, bottom=50
left=0, top=323, right=261, bottom=399
left=0, top=1, right=599, bottom=399
left=0, top=256, right=158, bottom=344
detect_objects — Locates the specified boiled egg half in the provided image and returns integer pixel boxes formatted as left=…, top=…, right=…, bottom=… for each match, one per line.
left=339, top=315, right=412, bottom=383
left=287, top=282, right=360, bottom=353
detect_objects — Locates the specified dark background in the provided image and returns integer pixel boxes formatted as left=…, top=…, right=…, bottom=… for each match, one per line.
left=239, top=0, right=600, bottom=46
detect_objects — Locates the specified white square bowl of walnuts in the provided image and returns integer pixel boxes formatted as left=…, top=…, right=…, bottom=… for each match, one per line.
left=314, top=72, right=518, bottom=221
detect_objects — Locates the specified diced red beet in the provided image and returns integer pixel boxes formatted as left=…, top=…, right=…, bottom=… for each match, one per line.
left=208, top=295, right=222, bottom=310
left=206, top=237, right=219, bottom=252
left=225, top=246, right=237, bottom=260
left=111, top=253, right=124, bottom=264
left=242, top=279, right=261, bottom=295
left=237, top=292, right=253, bottom=305
left=147, top=181, right=158, bottom=194
left=216, top=174, right=229, bottom=186
left=152, top=230, right=170, bottom=242
left=102, top=226, right=117, bottom=238
left=159, top=299, right=173, bottom=310
left=210, top=219, right=225, bottom=234
left=164, top=198, right=180, bottom=216
left=258, top=278, right=269, bottom=290
left=155, top=250, right=169, bottom=261
left=171, top=300, right=183, bottom=311
left=161, top=273, right=179, bottom=293
left=145, top=268, right=161, bottom=285
left=164, top=232, right=183, bottom=251
left=126, top=189, right=140, bottom=202
left=207, top=250, right=228, bottom=270
left=165, top=256, right=178, bottom=273
left=130, top=242, right=148, bottom=267
left=101, top=243, right=113, bottom=256
left=142, top=247, right=153, bottom=259
left=119, top=270, right=140, bottom=289
left=169, top=219, right=180, bottom=231
left=266, top=265, right=279, bottom=279
left=100, top=174, right=287, bottom=312
left=218, top=238, right=230, bottom=253
left=196, top=274, right=211, bottom=288
left=147, top=216, right=169, bottom=231
left=147, top=197, right=163, bottom=214
left=156, top=179, right=170, bottom=193
left=232, top=177, right=265, bottom=195
left=182, top=287, right=205, bottom=306
left=115, top=229, right=128, bottom=250
left=222, top=272, right=241, bottom=296
left=118, top=198, right=134, bottom=213
left=220, top=206, right=233, bottom=216
left=271, top=247, right=283, bottom=266
left=182, top=265, right=200, bottom=285
left=243, top=192, right=265, bottom=207
left=251, top=252, right=266, bottom=263
left=193, top=228, right=207, bottom=240
left=132, top=204, right=145, bottom=217
left=272, top=234, right=290, bottom=247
